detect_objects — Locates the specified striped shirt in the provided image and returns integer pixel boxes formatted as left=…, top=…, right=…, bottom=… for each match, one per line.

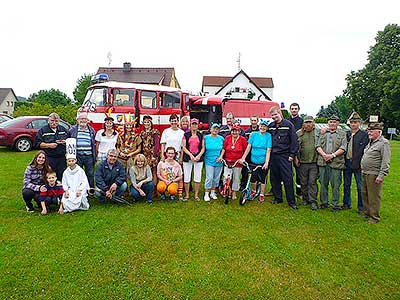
left=77, top=128, right=92, bottom=155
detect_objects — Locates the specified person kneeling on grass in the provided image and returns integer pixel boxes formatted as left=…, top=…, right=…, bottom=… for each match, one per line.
left=38, top=171, right=64, bottom=215
left=59, top=153, right=90, bottom=214
left=94, top=148, right=127, bottom=203
left=129, top=154, right=154, bottom=204
left=156, top=147, right=182, bottom=201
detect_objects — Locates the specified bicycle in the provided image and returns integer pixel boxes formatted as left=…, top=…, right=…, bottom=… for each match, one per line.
left=220, top=159, right=240, bottom=204
left=239, top=161, right=262, bottom=206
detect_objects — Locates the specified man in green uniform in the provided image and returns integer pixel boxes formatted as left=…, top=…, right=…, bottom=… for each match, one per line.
left=360, top=122, right=391, bottom=224
left=296, top=116, right=319, bottom=210
left=316, top=115, right=347, bottom=212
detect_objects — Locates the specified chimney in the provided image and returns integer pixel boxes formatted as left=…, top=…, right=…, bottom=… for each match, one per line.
left=123, top=62, right=131, bottom=72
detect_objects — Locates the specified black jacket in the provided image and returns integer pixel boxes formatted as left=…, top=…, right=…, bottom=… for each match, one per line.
left=95, top=160, right=126, bottom=191
left=34, top=124, right=68, bottom=157
left=268, top=119, right=299, bottom=157
left=346, top=129, right=369, bottom=170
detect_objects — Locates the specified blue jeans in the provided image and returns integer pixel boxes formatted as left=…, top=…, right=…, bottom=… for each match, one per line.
left=95, top=182, right=127, bottom=203
left=204, top=165, right=223, bottom=189
left=77, top=154, right=95, bottom=188
left=130, top=181, right=154, bottom=203
left=343, top=159, right=363, bottom=210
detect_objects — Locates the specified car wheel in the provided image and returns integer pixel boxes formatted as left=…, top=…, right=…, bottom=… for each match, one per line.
left=15, top=137, right=32, bottom=152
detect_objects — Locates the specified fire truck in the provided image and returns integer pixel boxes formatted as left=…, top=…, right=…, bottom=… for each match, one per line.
left=79, top=74, right=190, bottom=132
left=189, top=95, right=280, bottom=130
left=80, top=74, right=280, bottom=133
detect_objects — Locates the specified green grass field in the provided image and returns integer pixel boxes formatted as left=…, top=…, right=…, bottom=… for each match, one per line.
left=1, top=143, right=399, bottom=299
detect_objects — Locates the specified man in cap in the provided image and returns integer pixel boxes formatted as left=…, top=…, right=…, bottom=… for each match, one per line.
left=219, top=112, right=245, bottom=138
left=296, top=116, right=319, bottom=210
left=67, top=112, right=96, bottom=189
left=316, top=115, right=347, bottom=212
left=342, top=112, right=369, bottom=211
left=268, top=106, right=299, bottom=209
left=360, top=122, right=391, bottom=224
left=34, top=112, right=68, bottom=181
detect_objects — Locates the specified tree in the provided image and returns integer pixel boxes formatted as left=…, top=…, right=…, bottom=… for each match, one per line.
left=344, top=24, right=400, bottom=128
left=73, top=73, right=93, bottom=105
left=28, top=88, right=72, bottom=107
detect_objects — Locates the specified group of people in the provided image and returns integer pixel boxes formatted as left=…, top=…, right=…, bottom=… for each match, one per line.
left=21, top=104, right=391, bottom=224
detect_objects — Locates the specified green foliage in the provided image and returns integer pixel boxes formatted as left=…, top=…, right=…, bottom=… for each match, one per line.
left=27, top=88, right=71, bottom=107
left=73, top=73, right=93, bottom=105
left=344, top=24, right=400, bottom=128
left=14, top=102, right=79, bottom=124
left=317, top=95, right=353, bottom=122
left=1, top=143, right=400, bottom=299
left=314, top=117, right=328, bottom=123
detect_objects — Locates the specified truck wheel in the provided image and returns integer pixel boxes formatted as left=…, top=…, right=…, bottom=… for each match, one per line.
left=15, top=137, right=32, bottom=152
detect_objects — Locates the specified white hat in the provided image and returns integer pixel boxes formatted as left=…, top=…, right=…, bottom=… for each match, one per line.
left=65, top=138, right=77, bottom=160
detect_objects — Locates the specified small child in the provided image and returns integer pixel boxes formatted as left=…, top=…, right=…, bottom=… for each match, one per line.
left=59, top=155, right=90, bottom=214
left=156, top=147, right=182, bottom=201
left=38, top=171, right=64, bottom=215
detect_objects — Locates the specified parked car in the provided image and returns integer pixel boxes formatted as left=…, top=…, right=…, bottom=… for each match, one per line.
left=0, top=113, right=13, bottom=124
left=0, top=116, right=71, bottom=152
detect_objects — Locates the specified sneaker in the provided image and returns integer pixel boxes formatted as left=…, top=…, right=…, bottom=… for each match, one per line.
left=26, top=206, right=35, bottom=213
left=259, top=194, right=265, bottom=203
left=311, top=203, right=318, bottom=211
left=170, top=195, right=176, bottom=201
left=210, top=191, right=218, bottom=200
left=204, top=193, right=210, bottom=202
left=341, top=204, right=351, bottom=210
left=160, top=194, right=166, bottom=201
left=320, top=203, right=329, bottom=209
left=251, top=190, right=256, bottom=198
left=332, top=206, right=341, bottom=212
left=367, top=218, right=379, bottom=224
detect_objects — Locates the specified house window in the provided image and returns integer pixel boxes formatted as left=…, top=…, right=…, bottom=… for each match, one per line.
left=141, top=91, right=157, bottom=109
left=7, top=101, right=10, bottom=106
left=113, top=89, right=135, bottom=107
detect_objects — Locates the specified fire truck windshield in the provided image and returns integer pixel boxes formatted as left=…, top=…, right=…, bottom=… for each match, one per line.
left=82, top=88, right=107, bottom=111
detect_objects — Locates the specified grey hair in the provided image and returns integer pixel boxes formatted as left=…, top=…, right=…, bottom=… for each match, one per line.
left=76, top=112, right=88, bottom=120
left=48, top=112, right=60, bottom=120
left=107, top=148, right=118, bottom=155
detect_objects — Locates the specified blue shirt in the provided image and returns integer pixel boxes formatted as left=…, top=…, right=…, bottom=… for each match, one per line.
left=248, top=131, right=272, bottom=164
left=204, top=134, right=224, bottom=167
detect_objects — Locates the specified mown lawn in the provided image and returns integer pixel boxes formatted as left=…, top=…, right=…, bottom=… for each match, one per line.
left=0, top=143, right=399, bottom=300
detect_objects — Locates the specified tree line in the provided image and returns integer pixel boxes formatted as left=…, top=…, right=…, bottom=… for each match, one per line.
left=318, top=23, right=400, bottom=129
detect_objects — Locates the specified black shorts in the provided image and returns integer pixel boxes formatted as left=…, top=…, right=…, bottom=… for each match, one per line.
left=250, top=166, right=268, bottom=184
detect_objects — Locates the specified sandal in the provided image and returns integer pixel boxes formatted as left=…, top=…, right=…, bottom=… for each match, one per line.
left=194, top=196, right=200, bottom=201
left=259, top=194, right=265, bottom=203
left=182, top=197, right=189, bottom=202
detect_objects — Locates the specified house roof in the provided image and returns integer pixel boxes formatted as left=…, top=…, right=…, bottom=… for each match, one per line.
left=0, top=88, right=17, bottom=104
left=203, top=73, right=274, bottom=88
left=97, top=67, right=178, bottom=87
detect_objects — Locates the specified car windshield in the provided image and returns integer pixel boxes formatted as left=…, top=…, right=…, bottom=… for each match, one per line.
left=81, top=88, right=107, bottom=111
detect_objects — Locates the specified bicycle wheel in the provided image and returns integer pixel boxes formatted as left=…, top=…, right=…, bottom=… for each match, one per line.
left=239, top=191, right=247, bottom=206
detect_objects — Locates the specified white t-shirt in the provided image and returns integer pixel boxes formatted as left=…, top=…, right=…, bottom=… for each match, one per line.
left=160, top=127, right=184, bottom=152
left=95, top=129, right=118, bottom=158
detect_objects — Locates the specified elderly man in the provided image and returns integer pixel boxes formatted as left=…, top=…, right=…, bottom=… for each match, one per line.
left=296, top=116, right=319, bottom=210
left=360, top=122, right=391, bottom=224
left=34, top=112, right=68, bottom=180
left=316, top=115, right=347, bottom=212
left=95, top=149, right=127, bottom=203
left=268, top=106, right=299, bottom=209
left=342, top=112, right=369, bottom=211
left=219, top=112, right=245, bottom=138
left=67, top=112, right=96, bottom=188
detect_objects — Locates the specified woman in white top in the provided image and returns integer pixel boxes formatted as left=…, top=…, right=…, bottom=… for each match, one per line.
left=160, top=114, right=185, bottom=161
left=95, top=116, right=118, bottom=161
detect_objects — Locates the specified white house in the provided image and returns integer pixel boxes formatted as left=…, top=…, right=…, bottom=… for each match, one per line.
left=0, top=88, right=18, bottom=115
left=202, top=70, right=274, bottom=100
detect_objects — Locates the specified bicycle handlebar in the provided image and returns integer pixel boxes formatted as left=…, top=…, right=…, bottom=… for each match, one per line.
left=221, top=159, right=240, bottom=168
left=242, top=161, right=263, bottom=172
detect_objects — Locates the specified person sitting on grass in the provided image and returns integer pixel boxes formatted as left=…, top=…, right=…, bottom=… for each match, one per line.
left=22, top=150, right=51, bottom=213
left=59, top=152, right=90, bottom=214
left=95, top=148, right=127, bottom=203
left=156, top=147, right=182, bottom=201
left=129, top=154, right=154, bottom=204
left=38, top=171, right=64, bottom=215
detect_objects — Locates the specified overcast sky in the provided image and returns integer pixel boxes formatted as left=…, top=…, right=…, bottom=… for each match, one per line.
left=1, top=0, right=399, bottom=115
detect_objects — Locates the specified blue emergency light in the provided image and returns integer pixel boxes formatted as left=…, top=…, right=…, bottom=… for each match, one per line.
left=91, top=73, right=109, bottom=83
